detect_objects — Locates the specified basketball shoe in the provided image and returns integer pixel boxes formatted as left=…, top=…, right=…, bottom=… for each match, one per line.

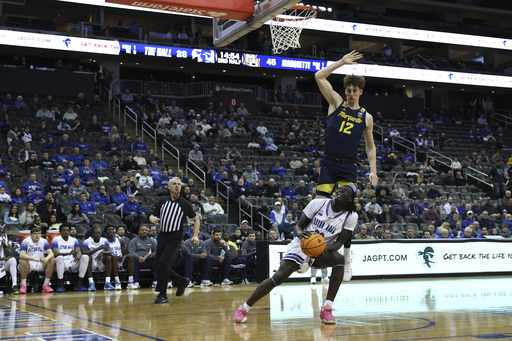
left=233, top=305, right=250, bottom=323
left=320, top=304, right=336, bottom=324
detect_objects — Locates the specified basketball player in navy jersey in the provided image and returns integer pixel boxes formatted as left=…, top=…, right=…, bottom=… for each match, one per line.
left=234, top=185, right=357, bottom=324
left=314, top=50, right=378, bottom=282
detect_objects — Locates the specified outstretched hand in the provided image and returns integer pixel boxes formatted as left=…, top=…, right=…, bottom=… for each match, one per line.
left=341, top=50, right=363, bottom=65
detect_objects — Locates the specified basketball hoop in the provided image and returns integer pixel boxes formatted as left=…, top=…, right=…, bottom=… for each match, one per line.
left=270, top=5, right=317, bottom=55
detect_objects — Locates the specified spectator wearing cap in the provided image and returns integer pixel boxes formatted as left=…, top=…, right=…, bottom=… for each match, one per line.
left=27, top=187, right=45, bottom=204
left=45, top=174, right=66, bottom=195
left=131, top=135, right=148, bottom=152
left=414, top=134, right=424, bottom=147
left=462, top=210, right=476, bottom=228
left=380, top=138, right=391, bottom=151
left=402, top=149, right=416, bottom=163
left=270, top=202, right=285, bottom=226
left=408, top=197, right=423, bottom=217
left=188, top=144, right=203, bottom=161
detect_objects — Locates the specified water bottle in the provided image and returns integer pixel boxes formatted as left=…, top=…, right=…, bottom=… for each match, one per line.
left=281, top=232, right=285, bottom=240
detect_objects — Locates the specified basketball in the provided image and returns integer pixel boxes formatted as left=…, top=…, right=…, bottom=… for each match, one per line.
left=301, top=233, right=326, bottom=258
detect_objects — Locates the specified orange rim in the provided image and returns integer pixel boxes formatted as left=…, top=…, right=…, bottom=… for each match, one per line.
left=272, top=5, right=317, bottom=22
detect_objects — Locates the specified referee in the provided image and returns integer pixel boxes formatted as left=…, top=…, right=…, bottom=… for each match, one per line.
left=150, top=177, right=200, bottom=304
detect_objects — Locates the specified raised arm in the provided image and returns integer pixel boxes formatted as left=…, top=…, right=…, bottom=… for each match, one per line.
left=315, top=50, right=363, bottom=112
left=363, top=113, right=378, bottom=187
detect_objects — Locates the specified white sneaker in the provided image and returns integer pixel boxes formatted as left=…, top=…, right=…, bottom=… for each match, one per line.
left=297, top=257, right=311, bottom=274
left=221, top=278, right=233, bottom=285
left=114, top=282, right=122, bottom=290
left=127, top=282, right=138, bottom=290
left=167, top=281, right=173, bottom=288
left=187, top=281, right=195, bottom=288
left=310, top=277, right=317, bottom=284
left=321, top=277, right=330, bottom=283
left=134, top=282, right=141, bottom=289
left=201, top=280, right=213, bottom=286
left=343, top=257, right=352, bottom=282
left=151, top=281, right=157, bottom=288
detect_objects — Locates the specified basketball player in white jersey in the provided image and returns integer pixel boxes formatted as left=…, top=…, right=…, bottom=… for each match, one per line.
left=51, top=224, right=89, bottom=292
left=104, top=226, right=136, bottom=290
left=82, top=227, right=114, bottom=291
left=234, top=185, right=357, bottom=324
left=19, top=227, right=55, bottom=294
left=0, top=229, right=19, bottom=294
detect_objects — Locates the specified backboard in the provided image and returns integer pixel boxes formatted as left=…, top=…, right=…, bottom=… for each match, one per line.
left=213, top=0, right=299, bottom=47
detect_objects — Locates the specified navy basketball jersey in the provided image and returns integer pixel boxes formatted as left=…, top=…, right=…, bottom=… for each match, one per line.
left=324, top=102, right=367, bottom=159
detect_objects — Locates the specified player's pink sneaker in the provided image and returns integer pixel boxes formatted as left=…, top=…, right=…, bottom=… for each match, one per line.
left=320, top=304, right=336, bottom=324
left=19, top=284, right=27, bottom=294
left=233, top=305, right=250, bottom=323
left=42, top=284, right=54, bottom=293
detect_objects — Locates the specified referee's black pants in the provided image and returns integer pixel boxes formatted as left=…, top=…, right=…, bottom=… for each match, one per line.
left=156, top=231, right=184, bottom=294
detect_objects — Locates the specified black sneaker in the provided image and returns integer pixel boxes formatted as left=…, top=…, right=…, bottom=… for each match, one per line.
left=175, top=278, right=190, bottom=297
left=12, top=285, right=19, bottom=295
left=154, top=294, right=169, bottom=304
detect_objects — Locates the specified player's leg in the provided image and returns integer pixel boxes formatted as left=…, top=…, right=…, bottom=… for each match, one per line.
left=234, top=260, right=298, bottom=323
left=312, top=251, right=346, bottom=323
left=19, top=259, right=30, bottom=293
left=122, top=254, right=137, bottom=289
left=102, top=255, right=114, bottom=290
left=315, top=159, right=337, bottom=199
left=111, top=255, right=122, bottom=289
left=310, top=267, right=318, bottom=284
left=55, top=256, right=65, bottom=292
left=6, top=258, right=18, bottom=294
left=87, top=255, right=96, bottom=291
left=42, top=258, right=55, bottom=293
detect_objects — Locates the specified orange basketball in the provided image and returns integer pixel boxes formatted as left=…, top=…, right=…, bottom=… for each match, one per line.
left=301, top=233, right=326, bottom=258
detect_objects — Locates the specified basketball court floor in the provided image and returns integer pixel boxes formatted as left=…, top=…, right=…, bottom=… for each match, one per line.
left=1, top=275, right=511, bottom=340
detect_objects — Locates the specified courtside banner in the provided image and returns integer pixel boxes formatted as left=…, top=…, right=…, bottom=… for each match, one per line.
left=268, top=240, right=512, bottom=279
left=106, top=0, right=254, bottom=20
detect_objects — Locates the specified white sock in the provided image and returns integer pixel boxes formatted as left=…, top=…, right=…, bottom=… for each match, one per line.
left=8, top=259, right=17, bottom=286
left=343, top=247, right=351, bottom=260
left=311, top=268, right=318, bottom=278
left=128, top=276, right=134, bottom=282
left=243, top=303, right=251, bottom=311
left=321, top=268, right=328, bottom=277
left=88, top=277, right=94, bottom=284
left=105, top=277, right=111, bottom=283
left=43, top=278, right=50, bottom=286
left=56, top=257, right=64, bottom=279
left=21, top=279, right=27, bottom=286
left=115, top=276, right=120, bottom=283
left=79, top=255, right=89, bottom=278
left=324, top=300, right=333, bottom=307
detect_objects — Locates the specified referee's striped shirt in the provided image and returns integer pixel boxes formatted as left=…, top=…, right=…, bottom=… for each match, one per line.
left=152, top=196, right=196, bottom=233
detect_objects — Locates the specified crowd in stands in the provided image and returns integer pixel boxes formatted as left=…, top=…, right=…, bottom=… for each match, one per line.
left=0, top=87, right=511, bottom=292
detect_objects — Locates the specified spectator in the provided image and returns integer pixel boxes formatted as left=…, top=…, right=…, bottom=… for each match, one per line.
left=240, top=230, right=257, bottom=267
left=408, top=197, right=423, bottom=218
left=355, top=225, right=371, bottom=239
left=279, top=213, right=296, bottom=239
left=427, top=182, right=442, bottom=200
left=459, top=227, right=475, bottom=239
left=422, top=205, right=440, bottom=224
left=462, top=210, right=476, bottom=227
left=90, top=153, right=108, bottom=172
left=67, top=204, right=89, bottom=225
left=203, top=196, right=227, bottom=222
left=204, top=228, right=232, bottom=285
left=404, top=227, right=417, bottom=239
left=4, top=205, right=20, bottom=225
left=128, top=225, right=157, bottom=288
left=139, top=168, right=154, bottom=189
left=131, top=135, right=148, bottom=152
left=123, top=195, right=148, bottom=232
left=270, top=202, right=285, bottom=226
left=377, top=205, right=398, bottom=226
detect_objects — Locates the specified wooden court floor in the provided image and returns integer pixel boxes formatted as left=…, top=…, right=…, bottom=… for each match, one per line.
left=1, top=275, right=511, bottom=340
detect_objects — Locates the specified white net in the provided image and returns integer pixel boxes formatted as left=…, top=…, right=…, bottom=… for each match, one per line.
left=270, top=6, right=316, bottom=55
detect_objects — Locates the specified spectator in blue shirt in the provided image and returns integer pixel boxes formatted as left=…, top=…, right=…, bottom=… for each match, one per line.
left=69, top=148, right=85, bottom=166
left=22, top=173, right=45, bottom=195
left=79, top=160, right=96, bottom=181
left=90, top=153, right=108, bottom=172
left=48, top=166, right=69, bottom=188
left=43, top=135, right=57, bottom=149
left=407, top=197, right=423, bottom=217
left=75, top=136, right=91, bottom=150
left=122, top=194, right=148, bottom=231
left=131, top=135, right=148, bottom=152
left=78, top=193, right=97, bottom=214
left=157, top=170, right=172, bottom=188
left=52, top=147, right=69, bottom=164
left=58, top=134, right=74, bottom=149
left=271, top=161, right=287, bottom=177
left=27, top=187, right=45, bottom=204
left=101, top=119, right=112, bottom=136
left=462, top=210, right=476, bottom=227
left=91, top=185, right=112, bottom=206
left=280, top=181, right=298, bottom=200
left=458, top=227, right=475, bottom=239
left=401, top=149, right=415, bottom=163
left=112, top=185, right=130, bottom=210
left=380, top=138, right=392, bottom=151
left=148, top=161, right=162, bottom=182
